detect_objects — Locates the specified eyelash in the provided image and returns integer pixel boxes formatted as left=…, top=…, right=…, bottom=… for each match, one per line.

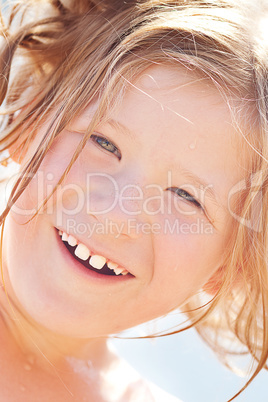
left=90, top=134, right=121, bottom=160
left=167, top=187, right=202, bottom=209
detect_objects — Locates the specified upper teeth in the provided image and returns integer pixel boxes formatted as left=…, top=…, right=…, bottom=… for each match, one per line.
left=90, top=255, right=106, bottom=269
left=75, top=243, right=90, bottom=261
left=68, top=235, right=77, bottom=247
left=59, top=230, right=128, bottom=275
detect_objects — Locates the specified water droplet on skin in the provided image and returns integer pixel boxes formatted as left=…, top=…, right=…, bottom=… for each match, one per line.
left=189, top=139, right=197, bottom=150
left=24, top=363, right=32, bottom=371
left=86, top=360, right=93, bottom=369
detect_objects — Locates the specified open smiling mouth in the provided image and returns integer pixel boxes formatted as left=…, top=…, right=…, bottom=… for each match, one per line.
left=58, top=230, right=129, bottom=276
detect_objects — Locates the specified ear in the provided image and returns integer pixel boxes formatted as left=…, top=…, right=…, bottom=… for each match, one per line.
left=203, top=265, right=242, bottom=295
left=7, top=98, right=40, bottom=165
left=8, top=110, right=38, bottom=164
left=203, top=266, right=226, bottom=295
left=8, top=133, right=30, bottom=164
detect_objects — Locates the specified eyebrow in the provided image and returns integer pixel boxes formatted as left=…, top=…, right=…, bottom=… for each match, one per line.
left=178, top=168, right=218, bottom=204
left=106, top=118, right=136, bottom=141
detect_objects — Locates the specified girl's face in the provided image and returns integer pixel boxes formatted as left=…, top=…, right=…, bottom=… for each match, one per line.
left=3, top=66, right=248, bottom=338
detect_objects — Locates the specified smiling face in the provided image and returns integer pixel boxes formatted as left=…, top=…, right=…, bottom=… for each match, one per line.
left=3, top=66, right=248, bottom=338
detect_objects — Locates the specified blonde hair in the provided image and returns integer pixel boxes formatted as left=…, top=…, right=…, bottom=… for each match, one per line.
left=1, top=0, right=268, bottom=400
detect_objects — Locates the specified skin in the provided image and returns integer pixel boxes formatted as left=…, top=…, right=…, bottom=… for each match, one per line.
left=0, top=65, right=249, bottom=399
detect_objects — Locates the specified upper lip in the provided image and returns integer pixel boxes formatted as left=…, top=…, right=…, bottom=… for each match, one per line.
left=55, top=226, right=133, bottom=276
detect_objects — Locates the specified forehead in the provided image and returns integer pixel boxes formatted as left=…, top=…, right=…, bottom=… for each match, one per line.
left=118, top=64, right=233, bottom=139
left=109, top=65, right=250, bottom=202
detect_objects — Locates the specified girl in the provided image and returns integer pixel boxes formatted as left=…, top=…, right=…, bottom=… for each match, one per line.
left=0, top=0, right=267, bottom=400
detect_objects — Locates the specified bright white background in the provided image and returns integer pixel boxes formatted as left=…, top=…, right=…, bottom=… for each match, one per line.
left=112, top=312, right=268, bottom=402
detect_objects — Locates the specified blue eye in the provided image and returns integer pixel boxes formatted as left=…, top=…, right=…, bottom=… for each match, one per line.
left=167, top=187, right=202, bottom=209
left=91, top=134, right=121, bottom=160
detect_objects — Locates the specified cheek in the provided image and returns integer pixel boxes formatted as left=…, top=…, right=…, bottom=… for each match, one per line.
left=152, top=228, right=229, bottom=305
left=3, top=215, right=48, bottom=321
left=11, top=168, right=80, bottom=226
left=14, top=131, right=82, bottom=209
left=3, top=214, right=89, bottom=337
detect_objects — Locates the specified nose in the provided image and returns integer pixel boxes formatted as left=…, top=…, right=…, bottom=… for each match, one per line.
left=85, top=170, right=162, bottom=239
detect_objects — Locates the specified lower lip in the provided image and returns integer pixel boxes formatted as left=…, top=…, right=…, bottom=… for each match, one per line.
left=54, top=228, right=133, bottom=285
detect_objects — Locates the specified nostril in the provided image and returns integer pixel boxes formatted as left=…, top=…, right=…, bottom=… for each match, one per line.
left=87, top=213, right=99, bottom=223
